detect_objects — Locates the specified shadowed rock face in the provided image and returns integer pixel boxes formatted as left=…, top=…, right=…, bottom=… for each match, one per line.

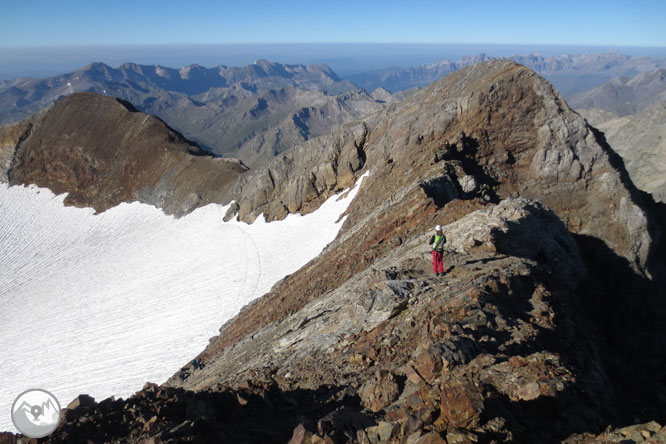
left=0, top=92, right=247, bottom=215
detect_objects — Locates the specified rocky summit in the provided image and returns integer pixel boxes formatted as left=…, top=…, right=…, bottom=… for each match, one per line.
left=3, top=60, right=666, bottom=443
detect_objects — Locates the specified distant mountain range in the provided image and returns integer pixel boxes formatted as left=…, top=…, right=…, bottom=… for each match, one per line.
left=0, top=60, right=388, bottom=167
left=346, top=51, right=666, bottom=96
left=2, top=52, right=666, bottom=171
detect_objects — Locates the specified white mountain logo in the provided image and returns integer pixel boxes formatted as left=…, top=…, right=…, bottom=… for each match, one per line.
left=11, top=389, right=61, bottom=438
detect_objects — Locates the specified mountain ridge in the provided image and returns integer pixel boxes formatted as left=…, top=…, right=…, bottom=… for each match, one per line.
left=186, top=60, right=666, bottom=442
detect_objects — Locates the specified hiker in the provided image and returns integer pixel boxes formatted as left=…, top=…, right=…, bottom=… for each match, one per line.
left=430, top=225, right=446, bottom=276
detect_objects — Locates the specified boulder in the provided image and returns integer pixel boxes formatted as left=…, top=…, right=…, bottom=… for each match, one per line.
left=442, top=198, right=585, bottom=289
left=439, top=379, right=483, bottom=429
left=66, top=394, right=96, bottom=410
left=0, top=432, right=17, bottom=444
left=288, top=424, right=313, bottom=444
left=359, top=371, right=401, bottom=412
left=416, top=431, right=447, bottom=444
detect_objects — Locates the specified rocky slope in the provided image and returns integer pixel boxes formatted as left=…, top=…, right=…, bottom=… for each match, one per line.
left=0, top=92, right=247, bottom=215
left=5, top=60, right=666, bottom=443
left=0, top=60, right=387, bottom=167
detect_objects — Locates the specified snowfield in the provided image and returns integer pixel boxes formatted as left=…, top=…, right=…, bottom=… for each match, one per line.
left=0, top=174, right=365, bottom=433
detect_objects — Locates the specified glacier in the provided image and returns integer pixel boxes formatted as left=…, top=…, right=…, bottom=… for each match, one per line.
left=0, top=174, right=365, bottom=433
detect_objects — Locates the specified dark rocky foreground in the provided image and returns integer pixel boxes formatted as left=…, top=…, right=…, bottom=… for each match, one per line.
left=2, top=60, right=666, bottom=443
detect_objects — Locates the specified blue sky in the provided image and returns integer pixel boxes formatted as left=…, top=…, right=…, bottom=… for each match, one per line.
left=1, top=0, right=665, bottom=47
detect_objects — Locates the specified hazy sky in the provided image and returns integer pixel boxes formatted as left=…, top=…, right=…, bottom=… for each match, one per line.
left=1, top=1, right=665, bottom=79
left=2, top=0, right=665, bottom=47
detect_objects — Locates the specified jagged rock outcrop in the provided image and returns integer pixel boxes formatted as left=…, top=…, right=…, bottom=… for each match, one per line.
left=227, top=121, right=368, bottom=222
left=0, top=92, right=247, bottom=215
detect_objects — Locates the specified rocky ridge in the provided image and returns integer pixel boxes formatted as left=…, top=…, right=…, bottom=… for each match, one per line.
left=191, top=60, right=666, bottom=441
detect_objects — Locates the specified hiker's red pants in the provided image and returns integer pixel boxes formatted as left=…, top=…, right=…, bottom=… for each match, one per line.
left=432, top=250, right=443, bottom=274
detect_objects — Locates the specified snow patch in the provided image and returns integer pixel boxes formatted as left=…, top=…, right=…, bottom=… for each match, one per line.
left=0, top=174, right=365, bottom=432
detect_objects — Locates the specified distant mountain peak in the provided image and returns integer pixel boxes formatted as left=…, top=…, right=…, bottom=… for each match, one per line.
left=84, top=61, right=112, bottom=69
